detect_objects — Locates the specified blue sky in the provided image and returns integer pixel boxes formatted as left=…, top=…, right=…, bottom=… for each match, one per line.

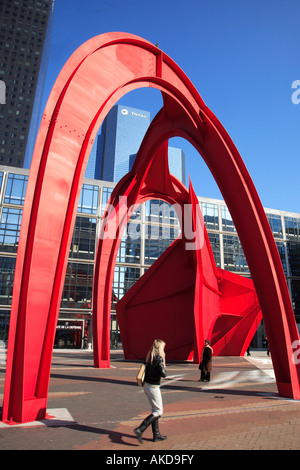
left=41, top=0, right=300, bottom=213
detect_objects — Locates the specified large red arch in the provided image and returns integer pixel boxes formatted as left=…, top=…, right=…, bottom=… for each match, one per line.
left=2, top=32, right=300, bottom=424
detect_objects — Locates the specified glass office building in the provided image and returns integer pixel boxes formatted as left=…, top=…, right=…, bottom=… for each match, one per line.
left=168, top=146, right=186, bottom=186
left=0, top=165, right=299, bottom=351
left=85, top=105, right=186, bottom=185
left=95, top=104, right=151, bottom=182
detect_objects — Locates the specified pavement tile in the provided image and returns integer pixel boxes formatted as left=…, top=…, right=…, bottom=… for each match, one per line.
left=1, top=350, right=300, bottom=451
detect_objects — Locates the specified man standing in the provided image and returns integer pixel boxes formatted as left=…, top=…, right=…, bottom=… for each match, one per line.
left=199, top=339, right=213, bottom=382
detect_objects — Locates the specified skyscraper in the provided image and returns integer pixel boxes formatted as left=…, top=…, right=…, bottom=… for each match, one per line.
left=0, top=0, right=54, bottom=168
left=168, top=146, right=186, bottom=186
left=96, top=104, right=151, bottom=182
left=90, top=104, right=186, bottom=185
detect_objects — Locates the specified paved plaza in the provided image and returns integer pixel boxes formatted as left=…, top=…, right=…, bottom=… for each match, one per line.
left=1, top=349, right=300, bottom=451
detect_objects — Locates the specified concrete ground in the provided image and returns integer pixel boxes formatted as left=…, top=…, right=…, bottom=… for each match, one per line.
left=0, top=349, right=300, bottom=452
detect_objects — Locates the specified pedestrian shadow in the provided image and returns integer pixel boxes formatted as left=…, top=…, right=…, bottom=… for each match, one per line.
left=49, top=372, right=275, bottom=399
left=162, top=380, right=277, bottom=398
left=51, top=362, right=94, bottom=368
left=196, top=387, right=278, bottom=398
left=55, top=422, right=147, bottom=447
left=50, top=372, right=135, bottom=387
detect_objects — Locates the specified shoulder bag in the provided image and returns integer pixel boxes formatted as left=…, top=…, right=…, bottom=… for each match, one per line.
left=136, top=363, right=146, bottom=386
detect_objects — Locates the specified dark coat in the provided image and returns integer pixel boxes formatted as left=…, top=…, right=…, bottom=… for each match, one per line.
left=145, top=354, right=167, bottom=385
left=199, top=345, right=213, bottom=372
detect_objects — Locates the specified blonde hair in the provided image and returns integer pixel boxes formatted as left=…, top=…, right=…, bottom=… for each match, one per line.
left=146, top=339, right=166, bottom=366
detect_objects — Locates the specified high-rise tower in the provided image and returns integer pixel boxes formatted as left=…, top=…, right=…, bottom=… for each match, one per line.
left=97, top=104, right=151, bottom=182
left=92, top=104, right=186, bottom=185
left=0, top=0, right=54, bottom=168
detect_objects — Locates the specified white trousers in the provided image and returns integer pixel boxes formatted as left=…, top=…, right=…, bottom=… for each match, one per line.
left=143, top=382, right=163, bottom=417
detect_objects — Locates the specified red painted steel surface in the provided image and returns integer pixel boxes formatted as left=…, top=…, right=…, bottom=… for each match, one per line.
left=116, top=182, right=262, bottom=361
left=2, top=32, right=300, bottom=424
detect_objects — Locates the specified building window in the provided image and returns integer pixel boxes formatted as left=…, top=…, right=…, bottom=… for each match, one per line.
left=287, top=242, right=300, bottom=277
left=145, top=200, right=179, bottom=226
left=0, top=207, right=22, bottom=252
left=144, top=224, right=180, bottom=265
left=291, top=279, right=300, bottom=323
left=267, top=213, right=283, bottom=239
left=285, top=217, right=300, bottom=240
left=223, top=234, right=249, bottom=273
left=4, top=172, right=28, bottom=205
left=276, top=241, right=287, bottom=275
left=0, top=256, right=16, bottom=305
left=129, top=203, right=141, bottom=221
left=101, top=186, right=113, bottom=215
left=112, top=266, right=141, bottom=307
left=61, top=262, right=93, bottom=310
left=69, top=216, right=97, bottom=261
left=0, top=309, right=11, bottom=344
left=201, top=202, right=219, bottom=231
left=117, top=222, right=141, bottom=264
left=207, top=232, right=221, bottom=267
left=0, top=171, right=3, bottom=194
left=221, top=206, right=236, bottom=233
left=77, top=183, right=98, bottom=215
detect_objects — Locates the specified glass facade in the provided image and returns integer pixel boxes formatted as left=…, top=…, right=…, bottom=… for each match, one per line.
left=87, top=105, right=186, bottom=184
left=4, top=173, right=28, bottom=205
left=98, top=105, right=151, bottom=182
left=61, top=262, right=94, bottom=310
left=0, top=256, right=15, bottom=305
left=201, top=201, right=219, bottom=231
left=0, top=166, right=299, bottom=353
left=223, top=235, right=249, bottom=273
left=0, top=207, right=22, bottom=253
left=77, top=183, right=99, bottom=215
left=168, top=146, right=186, bottom=186
left=69, top=216, right=97, bottom=260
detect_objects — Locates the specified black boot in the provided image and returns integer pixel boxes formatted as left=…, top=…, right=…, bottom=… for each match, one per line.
left=134, top=414, right=156, bottom=443
left=152, top=417, right=167, bottom=442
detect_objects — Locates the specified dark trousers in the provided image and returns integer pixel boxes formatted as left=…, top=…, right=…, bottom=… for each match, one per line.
left=200, top=370, right=210, bottom=381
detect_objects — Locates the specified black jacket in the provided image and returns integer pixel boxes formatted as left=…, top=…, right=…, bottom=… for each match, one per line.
left=144, top=354, right=167, bottom=385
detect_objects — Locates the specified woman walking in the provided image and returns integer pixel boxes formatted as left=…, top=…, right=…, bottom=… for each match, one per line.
left=134, top=339, right=167, bottom=443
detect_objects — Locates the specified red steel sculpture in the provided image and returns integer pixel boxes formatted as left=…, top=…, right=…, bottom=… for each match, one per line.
left=2, top=32, right=300, bottom=424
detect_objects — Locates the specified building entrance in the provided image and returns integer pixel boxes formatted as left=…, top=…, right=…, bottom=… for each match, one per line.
left=54, top=319, right=85, bottom=349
